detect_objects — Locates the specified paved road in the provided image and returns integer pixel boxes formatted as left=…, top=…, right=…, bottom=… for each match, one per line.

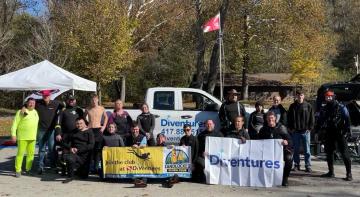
left=0, top=148, right=359, bottom=197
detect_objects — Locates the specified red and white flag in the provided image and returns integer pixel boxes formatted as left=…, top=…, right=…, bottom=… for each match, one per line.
left=202, top=13, right=220, bottom=33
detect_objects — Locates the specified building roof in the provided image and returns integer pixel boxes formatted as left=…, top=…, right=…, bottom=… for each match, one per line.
left=217, top=73, right=293, bottom=87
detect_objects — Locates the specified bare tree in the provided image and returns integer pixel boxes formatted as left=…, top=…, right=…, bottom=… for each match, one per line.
left=22, top=17, right=68, bottom=66
left=190, top=0, right=206, bottom=89
left=0, top=0, right=25, bottom=74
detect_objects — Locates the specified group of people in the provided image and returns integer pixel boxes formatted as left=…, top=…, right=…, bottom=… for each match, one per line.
left=218, top=88, right=353, bottom=186
left=10, top=87, right=353, bottom=187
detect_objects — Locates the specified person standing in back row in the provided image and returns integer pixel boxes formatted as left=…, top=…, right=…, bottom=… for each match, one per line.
left=85, top=94, right=108, bottom=173
left=219, top=89, right=246, bottom=135
left=55, top=95, right=84, bottom=144
left=108, top=99, right=132, bottom=145
left=137, top=103, right=156, bottom=146
left=287, top=90, right=314, bottom=172
left=33, top=90, right=64, bottom=174
left=268, top=95, right=287, bottom=126
left=248, top=101, right=266, bottom=139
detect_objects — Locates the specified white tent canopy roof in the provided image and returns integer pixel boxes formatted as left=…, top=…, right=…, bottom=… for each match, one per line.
left=0, top=60, right=96, bottom=91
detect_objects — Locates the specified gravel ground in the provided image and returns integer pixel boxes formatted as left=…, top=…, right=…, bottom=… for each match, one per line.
left=0, top=148, right=359, bottom=197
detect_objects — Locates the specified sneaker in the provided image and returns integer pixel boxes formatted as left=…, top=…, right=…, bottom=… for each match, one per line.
left=321, top=172, right=335, bottom=178
left=134, top=179, right=147, bottom=188
left=162, top=180, right=174, bottom=188
left=344, top=173, right=353, bottom=181
left=305, top=167, right=312, bottom=173
left=15, top=172, right=21, bottom=178
left=169, top=174, right=180, bottom=184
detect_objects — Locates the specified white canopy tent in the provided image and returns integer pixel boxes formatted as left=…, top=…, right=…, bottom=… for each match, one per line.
left=0, top=60, right=96, bottom=91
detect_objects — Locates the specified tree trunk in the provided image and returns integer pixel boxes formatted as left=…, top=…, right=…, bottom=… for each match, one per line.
left=241, top=13, right=249, bottom=100
left=97, top=82, right=102, bottom=105
left=114, top=75, right=126, bottom=101
left=206, top=0, right=229, bottom=95
left=121, top=75, right=126, bottom=102
left=206, top=42, right=219, bottom=93
left=114, top=80, right=121, bottom=99
left=190, top=0, right=205, bottom=89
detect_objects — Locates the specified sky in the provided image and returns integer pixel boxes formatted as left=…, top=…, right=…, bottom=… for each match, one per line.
left=22, top=0, right=47, bottom=16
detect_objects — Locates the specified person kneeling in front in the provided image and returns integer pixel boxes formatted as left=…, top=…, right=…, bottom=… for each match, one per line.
left=257, top=111, right=293, bottom=187
left=62, top=117, right=94, bottom=183
left=128, top=123, right=148, bottom=187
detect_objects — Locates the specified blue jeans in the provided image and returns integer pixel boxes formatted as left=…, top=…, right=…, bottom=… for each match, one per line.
left=37, top=129, right=55, bottom=169
left=292, top=130, right=311, bottom=167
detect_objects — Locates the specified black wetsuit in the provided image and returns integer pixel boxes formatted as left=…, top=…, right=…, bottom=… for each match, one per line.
left=63, top=128, right=94, bottom=178
left=258, top=123, right=293, bottom=185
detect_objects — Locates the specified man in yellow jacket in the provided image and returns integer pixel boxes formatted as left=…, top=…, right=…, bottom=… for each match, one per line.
left=11, top=97, right=39, bottom=177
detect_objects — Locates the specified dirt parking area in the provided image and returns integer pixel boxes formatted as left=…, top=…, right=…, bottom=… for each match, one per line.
left=0, top=148, right=359, bottom=197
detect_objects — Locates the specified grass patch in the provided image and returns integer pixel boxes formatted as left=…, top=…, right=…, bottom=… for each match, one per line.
left=0, top=118, right=12, bottom=137
left=0, top=107, right=16, bottom=117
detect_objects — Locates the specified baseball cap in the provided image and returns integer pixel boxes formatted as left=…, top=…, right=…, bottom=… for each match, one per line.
left=40, top=90, right=51, bottom=96
left=324, top=90, right=335, bottom=97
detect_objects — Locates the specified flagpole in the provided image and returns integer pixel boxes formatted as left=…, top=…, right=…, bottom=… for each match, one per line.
left=219, top=13, right=223, bottom=101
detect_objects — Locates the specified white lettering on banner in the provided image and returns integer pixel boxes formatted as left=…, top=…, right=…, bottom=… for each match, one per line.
left=204, top=137, right=284, bottom=187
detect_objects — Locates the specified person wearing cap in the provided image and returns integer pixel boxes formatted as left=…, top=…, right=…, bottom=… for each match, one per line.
left=316, top=90, right=352, bottom=181
left=11, top=98, right=39, bottom=177
left=31, top=89, right=65, bottom=174
left=55, top=95, right=84, bottom=143
left=268, top=95, right=287, bottom=126
left=248, top=101, right=266, bottom=139
left=287, top=90, right=315, bottom=172
left=219, top=89, right=246, bottom=135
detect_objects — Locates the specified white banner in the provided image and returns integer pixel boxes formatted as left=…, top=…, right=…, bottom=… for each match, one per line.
left=204, top=137, right=284, bottom=187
